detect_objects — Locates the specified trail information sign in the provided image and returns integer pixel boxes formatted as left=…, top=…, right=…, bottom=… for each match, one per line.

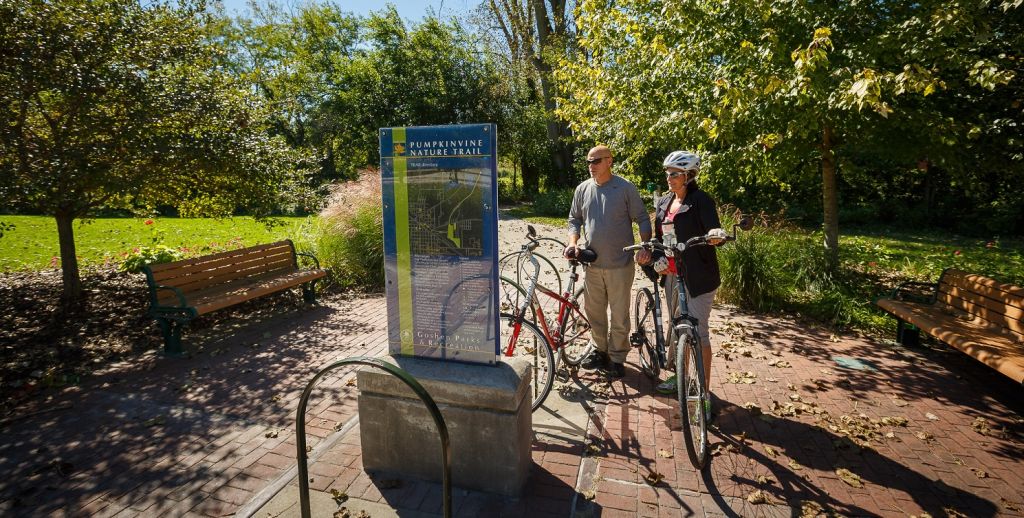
left=380, top=124, right=500, bottom=364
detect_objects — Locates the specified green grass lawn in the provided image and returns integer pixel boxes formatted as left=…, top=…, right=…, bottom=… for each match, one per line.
left=0, top=215, right=315, bottom=271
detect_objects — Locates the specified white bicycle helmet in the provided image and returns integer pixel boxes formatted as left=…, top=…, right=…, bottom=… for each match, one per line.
left=663, top=151, right=701, bottom=172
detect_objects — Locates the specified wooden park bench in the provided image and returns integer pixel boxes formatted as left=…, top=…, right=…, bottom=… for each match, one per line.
left=143, top=240, right=326, bottom=356
left=876, top=268, right=1024, bottom=385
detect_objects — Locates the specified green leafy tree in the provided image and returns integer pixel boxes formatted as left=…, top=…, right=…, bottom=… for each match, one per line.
left=557, top=0, right=1022, bottom=263
left=483, top=0, right=578, bottom=188
left=0, top=0, right=310, bottom=301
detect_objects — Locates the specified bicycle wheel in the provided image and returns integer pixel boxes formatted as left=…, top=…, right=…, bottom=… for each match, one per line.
left=499, top=250, right=563, bottom=297
left=498, top=275, right=534, bottom=321
left=500, top=313, right=555, bottom=411
left=559, top=286, right=593, bottom=366
left=677, top=328, right=709, bottom=470
left=633, top=288, right=660, bottom=380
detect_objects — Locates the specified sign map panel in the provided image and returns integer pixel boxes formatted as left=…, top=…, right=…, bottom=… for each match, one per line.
left=380, top=124, right=499, bottom=364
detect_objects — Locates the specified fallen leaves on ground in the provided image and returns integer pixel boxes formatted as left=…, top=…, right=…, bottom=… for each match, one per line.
left=767, top=359, right=791, bottom=368
left=746, top=489, right=772, bottom=504
left=330, top=489, right=349, bottom=504
left=836, top=468, right=863, bottom=488
left=1002, top=498, right=1023, bottom=512
left=970, top=467, right=989, bottom=478
left=643, top=470, right=664, bottom=485
left=915, top=431, right=935, bottom=442
left=727, top=371, right=757, bottom=384
left=657, top=449, right=673, bottom=458
left=972, top=417, right=1009, bottom=439
left=756, top=474, right=775, bottom=485
left=890, top=396, right=910, bottom=407
left=764, top=446, right=779, bottom=458
left=743, top=402, right=762, bottom=416
left=788, top=460, right=803, bottom=470
left=925, top=412, right=939, bottom=421
left=265, top=429, right=280, bottom=438
left=800, top=501, right=826, bottom=517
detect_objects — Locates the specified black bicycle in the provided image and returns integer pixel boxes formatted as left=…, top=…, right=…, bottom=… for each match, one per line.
left=624, top=217, right=751, bottom=469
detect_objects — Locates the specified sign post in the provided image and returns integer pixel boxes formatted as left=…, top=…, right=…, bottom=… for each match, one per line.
left=363, top=124, right=531, bottom=496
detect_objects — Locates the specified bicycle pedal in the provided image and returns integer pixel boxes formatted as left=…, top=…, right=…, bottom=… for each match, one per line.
left=629, top=333, right=644, bottom=347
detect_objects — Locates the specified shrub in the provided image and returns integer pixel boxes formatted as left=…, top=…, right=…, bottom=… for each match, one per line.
left=532, top=187, right=574, bottom=217
left=120, top=245, right=185, bottom=273
left=718, top=227, right=785, bottom=311
left=316, top=171, right=385, bottom=291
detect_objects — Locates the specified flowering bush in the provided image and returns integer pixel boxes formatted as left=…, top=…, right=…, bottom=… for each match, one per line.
left=120, top=245, right=185, bottom=273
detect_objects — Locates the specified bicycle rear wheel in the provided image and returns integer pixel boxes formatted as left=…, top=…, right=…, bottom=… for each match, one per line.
left=633, top=288, right=660, bottom=380
left=500, top=313, right=555, bottom=411
left=558, top=286, right=593, bottom=366
left=677, top=329, right=709, bottom=470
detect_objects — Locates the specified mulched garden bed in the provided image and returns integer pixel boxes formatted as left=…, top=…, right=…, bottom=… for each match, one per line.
left=0, top=267, right=345, bottom=416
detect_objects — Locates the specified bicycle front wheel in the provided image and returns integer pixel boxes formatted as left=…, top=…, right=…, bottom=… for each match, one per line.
left=500, top=313, right=555, bottom=411
left=634, top=288, right=660, bottom=380
left=559, top=286, right=593, bottom=366
left=677, top=329, right=709, bottom=470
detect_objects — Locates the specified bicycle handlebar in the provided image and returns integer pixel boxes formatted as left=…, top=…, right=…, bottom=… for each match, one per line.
left=623, top=216, right=753, bottom=254
left=623, top=233, right=731, bottom=253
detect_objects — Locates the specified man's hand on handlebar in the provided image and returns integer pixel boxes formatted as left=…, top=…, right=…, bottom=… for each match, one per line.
left=635, top=248, right=652, bottom=265
left=564, top=244, right=578, bottom=259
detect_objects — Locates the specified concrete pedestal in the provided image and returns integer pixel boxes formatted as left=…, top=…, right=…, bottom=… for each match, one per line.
left=356, top=355, right=532, bottom=496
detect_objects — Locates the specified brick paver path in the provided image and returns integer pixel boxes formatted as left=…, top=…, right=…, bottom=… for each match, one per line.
left=0, top=294, right=386, bottom=517
left=2, top=225, right=1023, bottom=516
left=284, top=305, right=1024, bottom=517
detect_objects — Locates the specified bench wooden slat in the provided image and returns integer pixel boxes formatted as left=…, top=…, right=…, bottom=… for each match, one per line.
left=151, top=243, right=295, bottom=282
left=154, top=254, right=297, bottom=302
left=937, top=270, right=1024, bottom=337
left=189, top=269, right=326, bottom=315
left=940, top=270, right=1024, bottom=311
left=943, top=269, right=1024, bottom=299
left=876, top=299, right=1024, bottom=384
left=936, top=289, right=1024, bottom=338
left=149, top=241, right=293, bottom=273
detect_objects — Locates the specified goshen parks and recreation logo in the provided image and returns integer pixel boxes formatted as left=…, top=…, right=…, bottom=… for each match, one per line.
left=393, top=142, right=405, bottom=156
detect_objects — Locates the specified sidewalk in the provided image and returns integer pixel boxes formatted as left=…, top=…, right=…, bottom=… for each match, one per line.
left=3, top=287, right=1021, bottom=517
left=249, top=305, right=1024, bottom=518
left=3, top=210, right=1024, bottom=518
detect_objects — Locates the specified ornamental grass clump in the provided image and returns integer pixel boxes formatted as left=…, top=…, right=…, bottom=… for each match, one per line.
left=316, top=170, right=385, bottom=291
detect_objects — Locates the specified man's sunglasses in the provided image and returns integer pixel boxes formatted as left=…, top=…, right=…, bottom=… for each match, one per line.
left=586, top=157, right=609, bottom=164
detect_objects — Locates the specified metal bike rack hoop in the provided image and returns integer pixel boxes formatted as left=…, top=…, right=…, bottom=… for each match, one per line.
left=295, top=356, right=451, bottom=518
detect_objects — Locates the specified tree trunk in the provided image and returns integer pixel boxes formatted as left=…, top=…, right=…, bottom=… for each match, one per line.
left=55, top=211, right=82, bottom=303
left=821, top=125, right=840, bottom=269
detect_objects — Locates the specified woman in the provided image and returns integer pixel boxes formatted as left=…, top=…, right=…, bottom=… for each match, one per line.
left=650, top=151, right=722, bottom=401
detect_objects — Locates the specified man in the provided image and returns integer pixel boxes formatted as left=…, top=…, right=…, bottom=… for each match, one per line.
left=566, top=145, right=652, bottom=377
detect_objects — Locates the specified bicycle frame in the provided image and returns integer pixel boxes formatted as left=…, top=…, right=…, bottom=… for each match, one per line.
left=506, top=243, right=586, bottom=355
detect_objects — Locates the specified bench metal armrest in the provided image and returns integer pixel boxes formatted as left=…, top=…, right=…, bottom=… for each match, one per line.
left=295, top=251, right=321, bottom=269
left=152, top=284, right=189, bottom=308
left=890, top=281, right=937, bottom=303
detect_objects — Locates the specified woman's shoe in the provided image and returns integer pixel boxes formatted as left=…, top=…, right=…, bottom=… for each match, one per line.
left=656, top=375, right=677, bottom=394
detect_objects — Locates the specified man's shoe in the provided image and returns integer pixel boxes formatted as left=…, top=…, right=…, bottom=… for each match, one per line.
left=656, top=375, right=677, bottom=395
left=581, top=350, right=609, bottom=370
left=608, top=362, right=625, bottom=378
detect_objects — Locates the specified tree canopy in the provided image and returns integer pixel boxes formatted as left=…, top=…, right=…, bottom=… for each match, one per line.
left=557, top=0, right=1023, bottom=256
left=0, top=0, right=311, bottom=300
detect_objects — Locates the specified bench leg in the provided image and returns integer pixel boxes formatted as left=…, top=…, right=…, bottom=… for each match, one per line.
left=302, top=282, right=318, bottom=304
left=157, top=317, right=187, bottom=357
left=896, top=319, right=920, bottom=347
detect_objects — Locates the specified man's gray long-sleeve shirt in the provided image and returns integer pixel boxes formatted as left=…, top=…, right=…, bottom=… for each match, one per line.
left=568, top=175, right=652, bottom=269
